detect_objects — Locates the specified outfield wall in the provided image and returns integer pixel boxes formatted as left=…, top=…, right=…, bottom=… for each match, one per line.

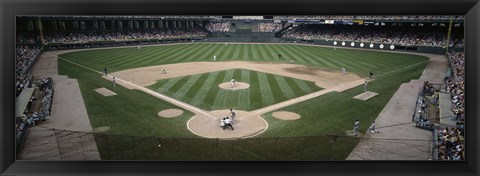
left=283, top=38, right=452, bottom=55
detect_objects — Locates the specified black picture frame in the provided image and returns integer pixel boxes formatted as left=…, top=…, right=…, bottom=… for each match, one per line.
left=1, top=0, right=479, bottom=175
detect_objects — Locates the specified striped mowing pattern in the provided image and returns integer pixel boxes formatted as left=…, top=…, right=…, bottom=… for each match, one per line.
left=147, top=69, right=322, bottom=111
left=60, top=43, right=428, bottom=78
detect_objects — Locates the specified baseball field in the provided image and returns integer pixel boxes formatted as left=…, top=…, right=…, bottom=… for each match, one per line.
left=56, top=43, right=428, bottom=160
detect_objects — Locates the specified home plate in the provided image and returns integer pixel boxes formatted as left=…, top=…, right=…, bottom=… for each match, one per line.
left=95, top=87, right=117, bottom=97
left=353, top=91, right=378, bottom=101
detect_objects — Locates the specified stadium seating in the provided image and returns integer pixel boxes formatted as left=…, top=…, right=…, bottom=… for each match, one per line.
left=282, top=24, right=463, bottom=47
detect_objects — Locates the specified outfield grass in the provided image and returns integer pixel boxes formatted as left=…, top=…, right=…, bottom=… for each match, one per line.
left=147, top=69, right=322, bottom=111
left=57, top=43, right=429, bottom=160
left=60, top=43, right=427, bottom=77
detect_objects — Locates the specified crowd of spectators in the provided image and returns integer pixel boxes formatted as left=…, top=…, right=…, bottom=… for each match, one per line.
left=16, top=45, right=41, bottom=96
left=41, top=15, right=221, bottom=19
left=16, top=45, right=41, bottom=75
left=452, top=38, right=464, bottom=48
left=274, top=16, right=464, bottom=21
left=445, top=51, right=465, bottom=123
left=282, top=24, right=464, bottom=47
left=205, top=22, right=230, bottom=32
left=436, top=125, right=464, bottom=160
left=16, top=32, right=41, bottom=45
left=448, top=51, right=465, bottom=82
left=258, top=23, right=283, bottom=32
left=43, top=28, right=208, bottom=44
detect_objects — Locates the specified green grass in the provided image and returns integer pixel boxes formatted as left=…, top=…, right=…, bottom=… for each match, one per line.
left=147, top=69, right=322, bottom=111
left=58, top=59, right=195, bottom=138
left=260, top=62, right=428, bottom=138
left=60, top=43, right=427, bottom=78
left=57, top=43, right=429, bottom=160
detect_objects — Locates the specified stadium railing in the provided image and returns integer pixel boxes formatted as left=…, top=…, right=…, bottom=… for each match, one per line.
left=17, top=128, right=437, bottom=160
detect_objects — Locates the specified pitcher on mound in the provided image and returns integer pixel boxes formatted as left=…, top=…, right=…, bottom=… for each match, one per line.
left=231, top=79, right=236, bottom=88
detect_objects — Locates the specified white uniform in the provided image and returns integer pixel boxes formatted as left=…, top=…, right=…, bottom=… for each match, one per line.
left=231, top=79, right=235, bottom=88
left=341, top=67, right=346, bottom=74
left=364, top=81, right=368, bottom=92
left=353, top=120, right=360, bottom=136
left=213, top=55, right=216, bottom=62
left=369, top=122, right=376, bottom=133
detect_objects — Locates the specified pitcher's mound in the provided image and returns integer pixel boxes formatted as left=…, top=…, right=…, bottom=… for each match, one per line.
left=218, top=82, right=250, bottom=90
left=158, top=109, right=183, bottom=118
left=272, top=111, right=301, bottom=120
left=353, top=91, right=378, bottom=101
left=92, top=126, right=111, bottom=133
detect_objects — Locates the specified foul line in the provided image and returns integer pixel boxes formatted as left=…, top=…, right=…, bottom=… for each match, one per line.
left=54, top=52, right=429, bottom=140
left=56, top=56, right=217, bottom=120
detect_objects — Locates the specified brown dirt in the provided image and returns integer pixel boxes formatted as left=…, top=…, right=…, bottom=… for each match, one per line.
left=218, top=82, right=250, bottom=90
left=158, top=109, right=184, bottom=118
left=272, top=111, right=301, bottom=120
left=110, top=61, right=362, bottom=89
left=187, top=110, right=268, bottom=139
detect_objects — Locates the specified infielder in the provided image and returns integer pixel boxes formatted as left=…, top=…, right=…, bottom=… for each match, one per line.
left=112, top=76, right=116, bottom=88
left=353, top=119, right=360, bottom=136
left=104, top=66, right=108, bottom=76
left=369, top=72, right=374, bottom=79
left=213, top=55, right=216, bottom=62
left=162, top=68, right=167, bottom=74
left=341, top=67, right=346, bottom=74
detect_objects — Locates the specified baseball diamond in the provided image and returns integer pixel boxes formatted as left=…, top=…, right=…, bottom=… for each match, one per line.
left=16, top=15, right=464, bottom=161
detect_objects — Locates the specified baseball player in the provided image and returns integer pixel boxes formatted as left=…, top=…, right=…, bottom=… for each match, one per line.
left=223, top=117, right=234, bottom=130
left=230, top=79, right=235, bottom=88
left=213, top=55, right=216, bottom=62
left=112, top=76, right=116, bottom=88
left=104, top=66, right=108, bottom=76
left=368, top=121, right=377, bottom=133
left=364, top=80, right=368, bottom=92
left=341, top=67, right=346, bottom=74
left=289, top=59, right=295, bottom=64
left=220, top=117, right=226, bottom=128
left=369, top=72, right=374, bottom=79
left=353, top=119, right=360, bottom=136
left=162, top=68, right=166, bottom=74
left=230, top=108, right=236, bottom=124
